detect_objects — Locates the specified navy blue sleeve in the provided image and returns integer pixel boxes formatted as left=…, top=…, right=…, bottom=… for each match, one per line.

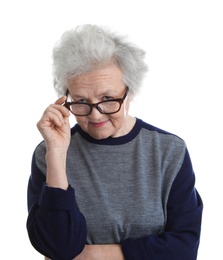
left=121, top=149, right=203, bottom=260
left=26, top=152, right=87, bottom=260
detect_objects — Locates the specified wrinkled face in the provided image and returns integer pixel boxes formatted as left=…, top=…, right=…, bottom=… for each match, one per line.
left=67, top=65, right=132, bottom=139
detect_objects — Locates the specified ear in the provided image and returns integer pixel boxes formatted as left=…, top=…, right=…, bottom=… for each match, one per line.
left=128, top=92, right=134, bottom=102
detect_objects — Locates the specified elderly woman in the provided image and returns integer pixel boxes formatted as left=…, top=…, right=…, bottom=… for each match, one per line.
left=27, top=24, right=203, bottom=260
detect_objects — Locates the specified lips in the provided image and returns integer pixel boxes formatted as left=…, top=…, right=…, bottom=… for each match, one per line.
left=90, top=120, right=109, bottom=128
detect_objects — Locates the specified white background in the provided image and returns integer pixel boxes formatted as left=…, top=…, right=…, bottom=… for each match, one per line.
left=0, top=0, right=222, bottom=259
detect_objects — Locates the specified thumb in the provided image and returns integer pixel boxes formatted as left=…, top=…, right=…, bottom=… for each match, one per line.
left=55, top=95, right=67, bottom=105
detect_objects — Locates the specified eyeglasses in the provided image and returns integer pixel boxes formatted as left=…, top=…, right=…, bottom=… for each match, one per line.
left=63, top=88, right=129, bottom=116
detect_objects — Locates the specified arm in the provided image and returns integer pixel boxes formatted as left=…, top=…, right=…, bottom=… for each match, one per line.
left=27, top=96, right=87, bottom=259
left=74, top=245, right=124, bottom=260
left=73, top=149, right=202, bottom=260
left=27, top=154, right=87, bottom=259
left=121, top=149, right=203, bottom=260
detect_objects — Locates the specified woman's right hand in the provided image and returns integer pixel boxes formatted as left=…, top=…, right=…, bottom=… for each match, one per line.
left=37, top=96, right=71, bottom=151
left=37, top=96, right=71, bottom=189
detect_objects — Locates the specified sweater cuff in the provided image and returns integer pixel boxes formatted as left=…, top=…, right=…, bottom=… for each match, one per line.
left=121, top=238, right=141, bottom=260
left=38, top=184, right=76, bottom=211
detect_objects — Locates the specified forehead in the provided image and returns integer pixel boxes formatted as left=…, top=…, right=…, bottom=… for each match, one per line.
left=67, top=65, right=124, bottom=95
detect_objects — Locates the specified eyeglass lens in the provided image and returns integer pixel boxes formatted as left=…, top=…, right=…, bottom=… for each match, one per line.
left=69, top=100, right=121, bottom=115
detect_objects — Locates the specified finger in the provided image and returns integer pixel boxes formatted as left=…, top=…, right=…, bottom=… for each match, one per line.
left=53, top=104, right=70, bottom=118
left=37, top=112, right=65, bottom=134
left=53, top=96, right=70, bottom=117
left=55, top=95, right=67, bottom=105
left=38, top=106, right=65, bottom=130
left=44, top=106, right=69, bottom=126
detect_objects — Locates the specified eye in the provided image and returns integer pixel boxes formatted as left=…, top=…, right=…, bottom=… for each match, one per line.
left=77, top=98, right=87, bottom=103
left=103, top=95, right=113, bottom=101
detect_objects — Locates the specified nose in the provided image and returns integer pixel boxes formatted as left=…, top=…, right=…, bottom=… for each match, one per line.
left=88, top=106, right=103, bottom=120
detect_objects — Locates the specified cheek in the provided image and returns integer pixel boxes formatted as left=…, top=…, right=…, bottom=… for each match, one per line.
left=110, top=108, right=126, bottom=126
left=75, top=116, right=88, bottom=127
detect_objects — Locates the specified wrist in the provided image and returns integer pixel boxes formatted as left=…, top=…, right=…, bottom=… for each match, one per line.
left=45, top=150, right=68, bottom=190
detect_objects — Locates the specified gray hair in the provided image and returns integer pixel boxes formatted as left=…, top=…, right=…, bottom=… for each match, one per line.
left=52, top=24, right=148, bottom=96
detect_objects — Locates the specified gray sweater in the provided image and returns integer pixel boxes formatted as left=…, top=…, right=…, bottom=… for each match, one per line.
left=35, top=118, right=186, bottom=244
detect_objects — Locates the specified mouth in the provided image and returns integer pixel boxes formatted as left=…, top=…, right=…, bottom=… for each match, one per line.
left=89, top=120, right=109, bottom=128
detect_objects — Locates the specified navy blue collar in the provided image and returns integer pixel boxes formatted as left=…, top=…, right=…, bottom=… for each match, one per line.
left=71, top=118, right=143, bottom=145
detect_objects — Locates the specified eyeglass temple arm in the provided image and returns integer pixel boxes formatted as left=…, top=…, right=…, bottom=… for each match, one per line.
left=62, top=89, right=69, bottom=108
left=65, top=89, right=69, bottom=97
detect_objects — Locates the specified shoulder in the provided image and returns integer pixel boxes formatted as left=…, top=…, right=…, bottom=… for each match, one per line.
left=33, top=141, right=47, bottom=176
left=139, top=119, right=186, bottom=149
left=34, top=140, right=46, bottom=158
left=140, top=119, right=182, bottom=137
left=138, top=119, right=187, bottom=171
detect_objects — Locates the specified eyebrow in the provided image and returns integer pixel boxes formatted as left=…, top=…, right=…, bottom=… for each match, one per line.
left=68, top=90, right=117, bottom=100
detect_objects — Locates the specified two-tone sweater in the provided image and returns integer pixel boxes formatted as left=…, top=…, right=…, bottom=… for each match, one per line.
left=27, top=118, right=203, bottom=259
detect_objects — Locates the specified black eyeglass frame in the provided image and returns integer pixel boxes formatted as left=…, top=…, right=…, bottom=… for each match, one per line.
left=63, top=87, right=129, bottom=116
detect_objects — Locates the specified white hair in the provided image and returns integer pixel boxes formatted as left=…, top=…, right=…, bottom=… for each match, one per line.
left=52, top=24, right=148, bottom=96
